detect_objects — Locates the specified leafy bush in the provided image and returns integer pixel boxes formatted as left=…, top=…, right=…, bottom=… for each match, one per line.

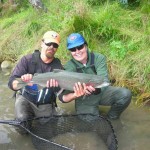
left=109, top=41, right=127, bottom=60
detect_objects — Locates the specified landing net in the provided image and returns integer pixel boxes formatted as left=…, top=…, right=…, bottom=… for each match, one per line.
left=31, top=114, right=118, bottom=150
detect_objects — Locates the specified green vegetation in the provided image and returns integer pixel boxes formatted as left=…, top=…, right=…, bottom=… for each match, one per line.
left=0, top=0, right=150, bottom=106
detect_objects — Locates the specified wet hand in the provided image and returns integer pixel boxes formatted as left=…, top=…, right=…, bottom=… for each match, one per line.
left=85, top=85, right=96, bottom=95
left=46, top=79, right=58, bottom=88
left=73, top=82, right=87, bottom=98
left=21, top=74, right=33, bottom=86
left=73, top=82, right=96, bottom=98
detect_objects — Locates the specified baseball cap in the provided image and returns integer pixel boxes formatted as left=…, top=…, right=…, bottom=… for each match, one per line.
left=67, top=33, right=86, bottom=50
left=43, top=31, right=60, bottom=45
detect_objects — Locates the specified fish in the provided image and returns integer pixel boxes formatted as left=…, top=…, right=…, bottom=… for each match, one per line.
left=17, top=69, right=110, bottom=91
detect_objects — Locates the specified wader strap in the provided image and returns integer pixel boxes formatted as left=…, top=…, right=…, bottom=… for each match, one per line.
left=29, top=49, right=41, bottom=74
left=90, top=52, right=97, bottom=74
left=25, top=50, right=57, bottom=107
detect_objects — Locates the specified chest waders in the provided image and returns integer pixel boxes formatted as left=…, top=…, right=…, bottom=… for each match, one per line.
left=20, top=50, right=57, bottom=108
left=71, top=53, right=131, bottom=119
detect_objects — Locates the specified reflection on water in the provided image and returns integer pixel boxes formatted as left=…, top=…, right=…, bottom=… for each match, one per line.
left=116, top=105, right=150, bottom=150
left=0, top=71, right=150, bottom=150
left=53, top=132, right=107, bottom=150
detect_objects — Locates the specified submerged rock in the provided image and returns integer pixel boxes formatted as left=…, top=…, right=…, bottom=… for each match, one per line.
left=1, top=60, right=13, bottom=76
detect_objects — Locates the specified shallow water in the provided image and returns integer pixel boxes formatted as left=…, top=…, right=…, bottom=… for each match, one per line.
left=53, top=132, right=108, bottom=150
left=0, top=71, right=150, bottom=150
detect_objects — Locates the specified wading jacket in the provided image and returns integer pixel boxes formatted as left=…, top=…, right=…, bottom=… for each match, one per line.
left=8, top=50, right=63, bottom=105
left=59, top=50, right=110, bottom=102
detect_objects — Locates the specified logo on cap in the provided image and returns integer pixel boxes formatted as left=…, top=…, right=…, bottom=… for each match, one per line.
left=51, top=33, right=58, bottom=39
left=69, top=35, right=77, bottom=41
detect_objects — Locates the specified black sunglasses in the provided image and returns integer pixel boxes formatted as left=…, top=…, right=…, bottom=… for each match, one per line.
left=69, top=44, right=85, bottom=52
left=44, top=42, right=59, bottom=48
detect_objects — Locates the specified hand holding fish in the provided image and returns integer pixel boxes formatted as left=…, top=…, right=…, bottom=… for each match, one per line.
left=85, top=85, right=96, bottom=95
left=73, top=82, right=96, bottom=97
left=46, top=79, right=58, bottom=88
left=62, top=82, right=97, bottom=102
left=12, top=74, right=33, bottom=90
left=21, top=74, right=33, bottom=83
left=73, top=82, right=87, bottom=98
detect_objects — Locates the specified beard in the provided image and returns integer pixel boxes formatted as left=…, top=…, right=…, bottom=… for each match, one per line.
left=46, top=53, right=54, bottom=59
left=45, top=49, right=55, bottom=59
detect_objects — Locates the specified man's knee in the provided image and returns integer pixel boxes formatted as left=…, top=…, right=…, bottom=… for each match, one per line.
left=122, top=88, right=132, bottom=98
left=15, top=113, right=28, bottom=121
left=15, top=121, right=32, bottom=135
left=117, top=88, right=132, bottom=105
left=108, top=88, right=132, bottom=119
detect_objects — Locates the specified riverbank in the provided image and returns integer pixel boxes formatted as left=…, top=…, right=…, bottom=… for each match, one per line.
left=0, top=0, right=150, bottom=105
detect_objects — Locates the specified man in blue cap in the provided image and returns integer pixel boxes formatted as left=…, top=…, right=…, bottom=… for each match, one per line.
left=58, top=33, right=132, bottom=120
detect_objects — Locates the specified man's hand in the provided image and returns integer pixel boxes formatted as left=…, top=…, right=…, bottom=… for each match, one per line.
left=46, top=79, right=58, bottom=88
left=62, top=82, right=97, bottom=103
left=21, top=74, right=33, bottom=86
left=85, top=85, right=96, bottom=95
left=12, top=74, right=33, bottom=90
left=21, top=74, right=33, bottom=82
left=73, top=82, right=96, bottom=98
left=73, top=82, right=86, bottom=98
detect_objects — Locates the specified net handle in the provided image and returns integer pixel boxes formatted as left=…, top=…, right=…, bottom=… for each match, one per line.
left=0, top=119, right=73, bottom=150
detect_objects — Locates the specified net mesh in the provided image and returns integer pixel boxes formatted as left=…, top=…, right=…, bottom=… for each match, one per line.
left=31, top=114, right=118, bottom=150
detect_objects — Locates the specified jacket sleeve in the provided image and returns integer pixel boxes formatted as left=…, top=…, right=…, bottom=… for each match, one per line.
left=94, top=53, right=110, bottom=83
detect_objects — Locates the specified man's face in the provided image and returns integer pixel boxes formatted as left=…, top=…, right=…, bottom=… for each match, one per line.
left=70, top=44, right=88, bottom=64
left=41, top=41, right=58, bottom=59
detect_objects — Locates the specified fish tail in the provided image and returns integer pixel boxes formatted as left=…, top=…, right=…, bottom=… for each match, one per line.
left=16, top=78, right=27, bottom=89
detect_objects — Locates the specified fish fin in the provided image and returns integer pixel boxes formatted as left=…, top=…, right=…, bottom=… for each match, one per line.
left=95, top=82, right=110, bottom=88
left=33, top=73, right=43, bottom=76
left=16, top=78, right=27, bottom=89
left=34, top=73, right=38, bottom=76
left=53, top=69, right=63, bottom=73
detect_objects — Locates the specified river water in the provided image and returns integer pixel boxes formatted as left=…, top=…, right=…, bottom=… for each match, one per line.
left=0, top=70, right=150, bottom=150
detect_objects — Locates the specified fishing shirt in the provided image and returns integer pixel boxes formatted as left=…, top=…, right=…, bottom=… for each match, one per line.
left=8, top=52, right=63, bottom=91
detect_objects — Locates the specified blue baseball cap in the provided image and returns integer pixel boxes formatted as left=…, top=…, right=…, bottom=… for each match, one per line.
left=67, top=33, right=86, bottom=50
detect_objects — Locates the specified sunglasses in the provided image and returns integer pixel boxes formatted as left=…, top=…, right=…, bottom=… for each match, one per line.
left=69, top=44, right=85, bottom=52
left=44, top=42, right=59, bottom=48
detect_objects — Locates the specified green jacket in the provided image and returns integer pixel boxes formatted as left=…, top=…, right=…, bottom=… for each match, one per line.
left=59, top=50, right=110, bottom=115
left=64, top=50, right=109, bottom=83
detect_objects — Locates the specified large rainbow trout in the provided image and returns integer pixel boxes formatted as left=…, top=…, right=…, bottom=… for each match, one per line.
left=17, top=69, right=110, bottom=91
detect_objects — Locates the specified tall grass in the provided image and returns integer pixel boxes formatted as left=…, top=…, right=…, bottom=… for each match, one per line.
left=0, top=0, right=150, bottom=105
